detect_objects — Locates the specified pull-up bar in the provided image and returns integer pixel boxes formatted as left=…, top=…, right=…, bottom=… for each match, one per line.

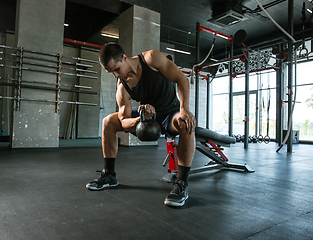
left=199, top=25, right=232, bottom=43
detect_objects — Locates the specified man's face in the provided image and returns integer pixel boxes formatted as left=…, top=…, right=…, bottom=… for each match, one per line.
left=105, top=55, right=127, bottom=79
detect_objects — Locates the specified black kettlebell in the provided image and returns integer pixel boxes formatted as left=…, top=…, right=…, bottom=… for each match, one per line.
left=136, top=109, right=161, bottom=141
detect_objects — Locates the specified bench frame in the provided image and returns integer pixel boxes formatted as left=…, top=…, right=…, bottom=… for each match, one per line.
left=160, top=127, right=254, bottom=183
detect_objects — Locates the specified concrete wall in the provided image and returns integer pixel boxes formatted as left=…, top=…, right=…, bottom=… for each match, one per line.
left=119, top=5, right=160, bottom=57
left=11, top=0, right=65, bottom=148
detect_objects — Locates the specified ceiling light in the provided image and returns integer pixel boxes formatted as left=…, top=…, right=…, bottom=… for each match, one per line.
left=307, top=8, right=312, bottom=14
left=101, top=33, right=119, bottom=39
left=166, top=47, right=191, bottom=55
left=216, top=33, right=230, bottom=40
left=64, top=23, right=69, bottom=27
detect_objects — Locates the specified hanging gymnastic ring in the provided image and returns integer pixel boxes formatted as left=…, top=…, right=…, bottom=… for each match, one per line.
left=264, top=135, right=270, bottom=144
left=257, top=135, right=263, bottom=143
left=236, top=134, right=241, bottom=142
left=251, top=135, right=258, bottom=143
left=299, top=47, right=308, bottom=58
left=307, top=51, right=313, bottom=60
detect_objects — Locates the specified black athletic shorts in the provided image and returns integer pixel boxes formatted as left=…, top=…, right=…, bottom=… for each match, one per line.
left=132, top=108, right=180, bottom=137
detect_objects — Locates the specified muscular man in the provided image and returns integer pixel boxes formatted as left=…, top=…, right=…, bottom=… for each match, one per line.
left=86, top=43, right=196, bottom=207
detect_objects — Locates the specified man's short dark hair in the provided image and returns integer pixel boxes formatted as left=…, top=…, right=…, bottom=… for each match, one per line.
left=99, top=42, right=125, bottom=67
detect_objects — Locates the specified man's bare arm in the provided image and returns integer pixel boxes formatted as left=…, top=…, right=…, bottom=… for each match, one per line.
left=116, top=80, right=140, bottom=132
left=144, top=50, right=196, bottom=133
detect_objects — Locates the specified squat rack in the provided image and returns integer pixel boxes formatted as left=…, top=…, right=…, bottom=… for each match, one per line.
left=195, top=23, right=243, bottom=144
left=194, top=23, right=281, bottom=149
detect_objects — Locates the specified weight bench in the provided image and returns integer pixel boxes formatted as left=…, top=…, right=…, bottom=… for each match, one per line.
left=160, top=126, right=254, bottom=183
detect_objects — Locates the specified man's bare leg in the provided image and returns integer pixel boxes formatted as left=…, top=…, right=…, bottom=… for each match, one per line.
left=164, top=112, right=195, bottom=207
left=101, top=112, right=123, bottom=158
left=86, top=112, right=135, bottom=190
left=169, top=112, right=196, bottom=167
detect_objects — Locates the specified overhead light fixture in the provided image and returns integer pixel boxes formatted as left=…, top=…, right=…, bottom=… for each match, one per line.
left=166, top=47, right=191, bottom=55
left=64, top=23, right=69, bottom=27
left=215, top=33, right=230, bottom=40
left=101, top=33, right=119, bottom=39
left=307, top=8, right=312, bottom=14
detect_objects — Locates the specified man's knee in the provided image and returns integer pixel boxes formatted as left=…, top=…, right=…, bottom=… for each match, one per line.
left=173, top=120, right=195, bottom=137
left=102, top=113, right=133, bottom=133
left=102, top=113, right=119, bottom=130
left=174, top=120, right=186, bottom=134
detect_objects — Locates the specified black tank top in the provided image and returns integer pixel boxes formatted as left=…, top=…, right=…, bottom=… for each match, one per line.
left=120, top=53, right=180, bottom=113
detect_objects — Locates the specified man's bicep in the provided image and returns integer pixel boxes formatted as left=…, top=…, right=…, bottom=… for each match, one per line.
left=116, top=85, right=132, bottom=120
left=118, top=103, right=132, bottom=120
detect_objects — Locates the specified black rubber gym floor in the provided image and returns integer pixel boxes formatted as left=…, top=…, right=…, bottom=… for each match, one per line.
left=0, top=138, right=312, bottom=240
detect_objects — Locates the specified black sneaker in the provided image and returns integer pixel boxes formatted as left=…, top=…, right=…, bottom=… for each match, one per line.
left=164, top=180, right=188, bottom=207
left=86, top=170, right=119, bottom=190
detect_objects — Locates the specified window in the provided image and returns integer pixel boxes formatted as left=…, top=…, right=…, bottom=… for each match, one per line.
left=211, top=58, right=313, bottom=142
left=291, top=61, right=313, bottom=141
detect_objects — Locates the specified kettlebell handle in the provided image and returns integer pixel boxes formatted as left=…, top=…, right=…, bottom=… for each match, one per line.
left=139, top=108, right=156, bottom=122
